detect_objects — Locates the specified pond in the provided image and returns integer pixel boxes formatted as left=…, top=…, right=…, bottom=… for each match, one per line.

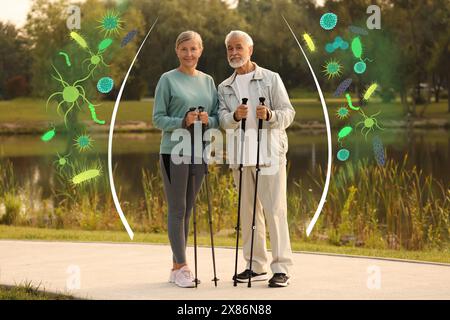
left=1, top=128, right=449, bottom=203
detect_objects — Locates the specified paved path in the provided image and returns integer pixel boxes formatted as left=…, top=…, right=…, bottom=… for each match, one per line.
left=0, top=240, right=449, bottom=300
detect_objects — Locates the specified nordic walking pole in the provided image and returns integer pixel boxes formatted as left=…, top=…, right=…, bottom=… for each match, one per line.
left=248, top=97, right=265, bottom=288
left=198, top=106, right=219, bottom=287
left=189, top=106, right=199, bottom=288
left=233, top=98, right=248, bottom=287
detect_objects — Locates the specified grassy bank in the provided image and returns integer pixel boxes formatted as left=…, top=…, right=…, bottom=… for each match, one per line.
left=0, top=225, right=448, bottom=264
left=0, top=282, right=79, bottom=300
left=0, top=154, right=448, bottom=253
left=0, top=98, right=448, bottom=134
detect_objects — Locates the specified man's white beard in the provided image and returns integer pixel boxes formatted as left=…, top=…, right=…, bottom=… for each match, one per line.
left=228, top=56, right=248, bottom=69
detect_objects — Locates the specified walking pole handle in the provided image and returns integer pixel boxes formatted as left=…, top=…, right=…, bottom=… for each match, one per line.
left=259, top=97, right=265, bottom=105
left=258, top=97, right=266, bottom=129
left=241, top=98, right=248, bottom=130
left=197, top=106, right=204, bottom=120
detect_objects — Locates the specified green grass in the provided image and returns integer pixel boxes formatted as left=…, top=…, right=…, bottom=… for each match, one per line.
left=0, top=225, right=448, bottom=264
left=0, top=98, right=153, bottom=124
left=0, top=97, right=448, bottom=128
left=0, top=282, right=79, bottom=300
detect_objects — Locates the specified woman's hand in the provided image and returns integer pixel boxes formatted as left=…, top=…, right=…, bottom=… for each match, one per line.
left=185, top=111, right=198, bottom=127
left=198, top=111, right=208, bottom=125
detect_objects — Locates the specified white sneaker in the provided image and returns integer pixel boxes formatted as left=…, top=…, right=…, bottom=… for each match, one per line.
left=169, top=269, right=179, bottom=283
left=174, top=266, right=196, bottom=288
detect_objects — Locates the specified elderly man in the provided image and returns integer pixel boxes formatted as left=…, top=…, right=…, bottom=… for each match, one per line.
left=218, top=30, right=295, bottom=287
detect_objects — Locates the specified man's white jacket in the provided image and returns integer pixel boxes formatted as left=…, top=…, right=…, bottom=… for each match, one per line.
left=218, top=63, right=295, bottom=171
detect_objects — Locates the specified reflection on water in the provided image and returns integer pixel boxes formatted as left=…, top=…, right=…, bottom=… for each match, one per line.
left=1, top=129, right=449, bottom=203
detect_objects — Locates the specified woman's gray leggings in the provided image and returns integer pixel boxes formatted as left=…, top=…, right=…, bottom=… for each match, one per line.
left=160, top=154, right=205, bottom=264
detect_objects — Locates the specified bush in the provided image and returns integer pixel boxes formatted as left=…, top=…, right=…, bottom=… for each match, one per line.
left=1, top=193, right=21, bottom=225
left=4, top=75, right=30, bottom=99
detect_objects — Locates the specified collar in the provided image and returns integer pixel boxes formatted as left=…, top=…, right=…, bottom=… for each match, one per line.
left=223, top=62, right=264, bottom=87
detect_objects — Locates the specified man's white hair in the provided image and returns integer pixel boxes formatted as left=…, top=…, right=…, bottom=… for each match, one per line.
left=225, top=30, right=254, bottom=47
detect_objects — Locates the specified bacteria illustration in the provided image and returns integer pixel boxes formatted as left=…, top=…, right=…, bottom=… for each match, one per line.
left=345, top=93, right=360, bottom=111
left=338, top=126, right=353, bottom=144
left=325, top=36, right=348, bottom=53
left=333, top=78, right=353, bottom=97
left=58, top=51, right=71, bottom=67
left=303, top=33, right=316, bottom=52
left=363, top=82, right=378, bottom=101
left=121, top=30, right=137, bottom=47
left=373, top=135, right=385, bottom=166
left=72, top=168, right=101, bottom=185
left=97, top=77, right=114, bottom=94
left=41, top=126, right=56, bottom=142
left=348, top=25, right=369, bottom=36
left=88, top=103, right=105, bottom=125
left=320, top=12, right=338, bottom=30
left=337, top=148, right=350, bottom=161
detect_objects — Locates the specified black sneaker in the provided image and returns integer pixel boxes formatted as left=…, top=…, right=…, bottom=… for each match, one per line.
left=268, top=273, right=290, bottom=287
left=232, top=269, right=268, bottom=283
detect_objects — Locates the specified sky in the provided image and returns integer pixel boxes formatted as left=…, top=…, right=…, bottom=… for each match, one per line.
left=0, top=0, right=325, bottom=27
left=0, top=0, right=34, bottom=27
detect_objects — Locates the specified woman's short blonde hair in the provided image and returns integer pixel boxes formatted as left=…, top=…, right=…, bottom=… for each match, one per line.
left=175, top=30, right=203, bottom=50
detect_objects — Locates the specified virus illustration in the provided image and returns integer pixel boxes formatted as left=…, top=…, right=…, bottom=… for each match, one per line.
left=54, top=152, right=72, bottom=171
left=363, top=82, right=379, bottom=101
left=336, top=106, right=350, bottom=119
left=320, top=12, right=338, bottom=30
left=356, top=110, right=384, bottom=140
left=97, top=11, right=124, bottom=37
left=333, top=78, right=353, bottom=97
left=337, top=126, right=352, bottom=144
left=97, top=77, right=114, bottom=94
left=46, top=65, right=94, bottom=126
left=74, top=133, right=94, bottom=152
left=323, top=59, right=343, bottom=79
left=302, top=33, right=316, bottom=52
left=337, top=148, right=350, bottom=161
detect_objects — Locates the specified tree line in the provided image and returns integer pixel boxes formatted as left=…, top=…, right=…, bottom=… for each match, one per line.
left=0, top=0, right=448, bottom=114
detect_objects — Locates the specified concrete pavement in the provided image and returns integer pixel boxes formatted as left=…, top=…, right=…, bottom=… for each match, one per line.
left=0, top=240, right=449, bottom=300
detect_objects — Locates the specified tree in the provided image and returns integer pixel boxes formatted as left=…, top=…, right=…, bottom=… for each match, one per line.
left=0, top=22, right=30, bottom=99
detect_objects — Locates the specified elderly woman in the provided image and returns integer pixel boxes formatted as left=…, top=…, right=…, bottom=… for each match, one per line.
left=152, top=31, right=219, bottom=288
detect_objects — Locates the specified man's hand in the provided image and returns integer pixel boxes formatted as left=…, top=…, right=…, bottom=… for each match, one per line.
left=256, top=105, right=271, bottom=120
left=234, top=104, right=248, bottom=121
left=185, top=110, right=199, bottom=127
